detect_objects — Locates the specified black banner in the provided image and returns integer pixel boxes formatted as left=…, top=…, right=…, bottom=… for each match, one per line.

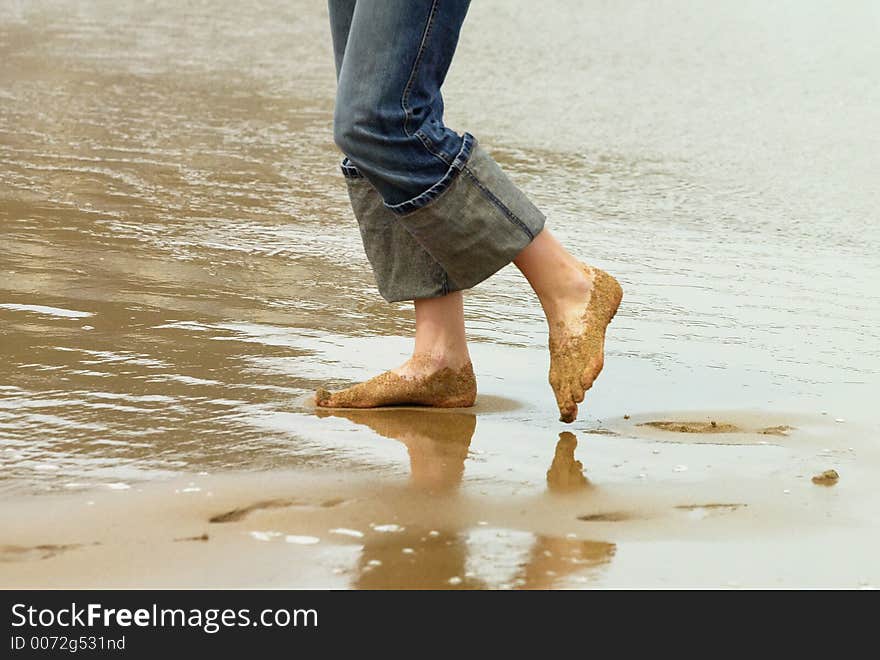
left=0, top=589, right=861, bottom=655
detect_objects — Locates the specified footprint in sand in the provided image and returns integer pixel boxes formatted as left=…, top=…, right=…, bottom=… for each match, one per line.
left=577, top=503, right=747, bottom=524
left=622, top=415, right=798, bottom=445
left=209, top=497, right=346, bottom=524
left=577, top=512, right=635, bottom=522
left=0, top=543, right=91, bottom=562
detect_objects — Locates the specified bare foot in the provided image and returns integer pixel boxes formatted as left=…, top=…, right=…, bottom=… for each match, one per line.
left=548, top=264, right=622, bottom=423
left=315, top=355, right=477, bottom=409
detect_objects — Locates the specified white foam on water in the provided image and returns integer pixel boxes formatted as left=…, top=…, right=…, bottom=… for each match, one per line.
left=0, top=303, right=93, bottom=318
left=285, top=535, right=320, bottom=545
left=329, top=528, right=364, bottom=539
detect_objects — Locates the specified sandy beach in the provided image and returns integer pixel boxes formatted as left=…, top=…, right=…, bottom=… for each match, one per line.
left=1, top=0, right=879, bottom=589
left=2, top=401, right=878, bottom=588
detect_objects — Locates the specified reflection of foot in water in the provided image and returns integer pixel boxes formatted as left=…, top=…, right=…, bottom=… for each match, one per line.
left=315, top=354, right=477, bottom=409
left=315, top=407, right=476, bottom=491
left=517, top=536, right=616, bottom=589
left=546, top=431, right=591, bottom=493
left=547, top=264, right=622, bottom=423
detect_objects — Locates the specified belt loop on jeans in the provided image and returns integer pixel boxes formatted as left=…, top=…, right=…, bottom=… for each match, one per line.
left=340, top=157, right=363, bottom=179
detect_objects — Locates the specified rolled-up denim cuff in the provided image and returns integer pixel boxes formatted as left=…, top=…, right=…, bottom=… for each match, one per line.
left=384, top=133, right=475, bottom=216
left=396, top=137, right=546, bottom=291
left=345, top=176, right=462, bottom=302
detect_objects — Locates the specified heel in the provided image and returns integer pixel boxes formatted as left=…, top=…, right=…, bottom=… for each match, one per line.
left=591, top=267, right=623, bottom=322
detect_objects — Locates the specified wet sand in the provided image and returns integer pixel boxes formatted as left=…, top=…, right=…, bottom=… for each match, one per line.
left=2, top=0, right=880, bottom=588
left=1, top=408, right=878, bottom=588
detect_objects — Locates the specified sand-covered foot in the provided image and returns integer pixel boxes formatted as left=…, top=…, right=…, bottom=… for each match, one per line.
left=315, top=357, right=477, bottom=409
left=548, top=264, right=623, bottom=423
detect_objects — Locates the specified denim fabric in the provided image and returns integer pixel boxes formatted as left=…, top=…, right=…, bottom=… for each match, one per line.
left=330, top=0, right=472, bottom=211
left=396, top=138, right=545, bottom=291
left=329, top=0, right=546, bottom=301
left=343, top=169, right=456, bottom=302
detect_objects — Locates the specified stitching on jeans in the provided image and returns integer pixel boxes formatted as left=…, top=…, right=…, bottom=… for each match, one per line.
left=401, top=0, right=439, bottom=138
left=416, top=130, right=452, bottom=166
left=386, top=132, right=473, bottom=215
left=462, top=167, right=535, bottom=239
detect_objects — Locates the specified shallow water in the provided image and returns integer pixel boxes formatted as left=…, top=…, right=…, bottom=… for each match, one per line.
left=1, top=1, right=879, bottom=587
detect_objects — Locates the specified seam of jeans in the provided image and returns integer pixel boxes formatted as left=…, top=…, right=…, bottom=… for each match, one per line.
left=462, top=167, right=535, bottom=239
left=415, top=129, right=452, bottom=166
left=386, top=132, right=474, bottom=216
left=401, top=0, right=439, bottom=138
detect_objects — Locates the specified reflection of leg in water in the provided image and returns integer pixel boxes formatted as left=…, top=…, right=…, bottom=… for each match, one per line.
left=546, top=431, right=591, bottom=493
left=354, top=528, right=485, bottom=590
left=517, top=536, right=616, bottom=589
left=316, top=408, right=479, bottom=587
left=315, top=408, right=475, bottom=491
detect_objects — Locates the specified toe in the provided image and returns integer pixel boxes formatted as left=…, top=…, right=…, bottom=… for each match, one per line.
left=571, top=373, right=587, bottom=403
left=581, top=355, right=604, bottom=390
left=550, top=373, right=579, bottom=423
left=559, top=400, right=578, bottom=423
left=315, top=388, right=333, bottom=407
left=580, top=372, right=594, bottom=391
left=558, top=383, right=578, bottom=422
left=549, top=373, right=565, bottom=404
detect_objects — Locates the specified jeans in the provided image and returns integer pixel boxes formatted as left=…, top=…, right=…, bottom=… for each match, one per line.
left=329, top=0, right=546, bottom=301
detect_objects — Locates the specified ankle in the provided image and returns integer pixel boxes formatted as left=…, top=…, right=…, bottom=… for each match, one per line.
left=408, top=349, right=470, bottom=372
left=537, top=265, right=593, bottom=319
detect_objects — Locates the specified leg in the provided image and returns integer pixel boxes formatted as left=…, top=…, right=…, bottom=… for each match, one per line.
left=316, top=291, right=476, bottom=408
left=514, top=229, right=623, bottom=423
left=321, top=1, right=475, bottom=409
left=332, top=0, right=545, bottom=291
left=332, top=0, right=473, bottom=208
left=331, top=0, right=460, bottom=302
left=319, top=0, right=530, bottom=410
left=324, top=1, right=621, bottom=421
left=327, top=0, right=356, bottom=81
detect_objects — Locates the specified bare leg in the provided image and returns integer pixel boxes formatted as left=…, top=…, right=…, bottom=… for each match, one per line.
left=402, top=291, right=470, bottom=375
left=315, top=291, right=476, bottom=408
left=514, top=229, right=622, bottom=422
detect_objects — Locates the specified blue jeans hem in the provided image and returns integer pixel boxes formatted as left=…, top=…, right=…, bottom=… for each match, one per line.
left=386, top=132, right=475, bottom=216
left=338, top=134, right=476, bottom=213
